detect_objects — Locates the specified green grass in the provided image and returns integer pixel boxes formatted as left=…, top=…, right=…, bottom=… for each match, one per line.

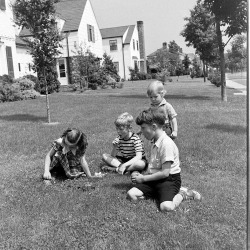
left=0, top=76, right=246, bottom=249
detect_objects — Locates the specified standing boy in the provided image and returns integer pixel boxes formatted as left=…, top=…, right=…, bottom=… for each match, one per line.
left=147, top=81, right=178, bottom=139
left=127, top=109, right=201, bottom=212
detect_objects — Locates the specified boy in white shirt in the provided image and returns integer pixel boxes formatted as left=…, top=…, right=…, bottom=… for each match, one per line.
left=127, top=109, right=201, bottom=212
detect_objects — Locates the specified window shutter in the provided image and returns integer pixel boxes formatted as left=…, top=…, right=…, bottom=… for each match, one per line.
left=0, top=0, right=6, bottom=10
left=6, top=46, right=14, bottom=78
left=92, top=26, right=95, bottom=43
left=87, top=24, right=90, bottom=41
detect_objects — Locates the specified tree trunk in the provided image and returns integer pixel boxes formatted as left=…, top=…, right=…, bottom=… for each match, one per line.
left=43, top=69, right=51, bottom=123
left=215, top=19, right=227, bottom=101
left=203, top=60, right=206, bottom=82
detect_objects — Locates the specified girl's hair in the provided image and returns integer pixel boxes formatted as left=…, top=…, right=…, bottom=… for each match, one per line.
left=114, top=112, right=133, bottom=128
left=136, top=109, right=165, bottom=127
left=147, top=81, right=167, bottom=96
left=61, top=128, right=88, bottom=156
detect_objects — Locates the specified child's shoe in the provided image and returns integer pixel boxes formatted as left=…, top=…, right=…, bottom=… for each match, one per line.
left=100, top=165, right=118, bottom=173
left=179, top=187, right=202, bottom=201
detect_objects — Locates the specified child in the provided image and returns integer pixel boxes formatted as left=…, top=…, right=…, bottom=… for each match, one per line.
left=127, top=109, right=201, bottom=212
left=147, top=81, right=178, bottom=139
left=43, top=128, right=94, bottom=180
left=101, top=112, right=147, bottom=175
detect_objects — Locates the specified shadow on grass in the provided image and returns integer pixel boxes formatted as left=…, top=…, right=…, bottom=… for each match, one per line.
left=112, top=182, right=133, bottom=190
left=205, top=123, right=246, bottom=134
left=109, top=94, right=212, bottom=100
left=0, top=114, right=46, bottom=122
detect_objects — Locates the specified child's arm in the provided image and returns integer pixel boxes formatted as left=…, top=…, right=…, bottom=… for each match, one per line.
left=171, top=117, right=178, bottom=138
left=43, top=148, right=56, bottom=180
left=80, top=155, right=92, bottom=177
left=131, top=161, right=171, bottom=183
left=119, top=152, right=142, bottom=169
left=111, top=145, right=118, bottom=157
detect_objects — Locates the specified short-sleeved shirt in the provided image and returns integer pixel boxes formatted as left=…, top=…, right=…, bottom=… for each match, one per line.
left=146, top=132, right=180, bottom=175
left=150, top=98, right=177, bottom=124
left=112, top=133, right=145, bottom=159
left=51, top=138, right=82, bottom=167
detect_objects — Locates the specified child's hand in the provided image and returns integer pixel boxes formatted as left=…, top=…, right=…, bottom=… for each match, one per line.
left=171, top=131, right=177, bottom=139
left=131, top=173, right=144, bottom=184
left=43, top=171, right=52, bottom=180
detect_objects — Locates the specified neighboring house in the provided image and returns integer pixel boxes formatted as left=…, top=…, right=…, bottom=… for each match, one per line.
left=100, top=21, right=147, bottom=80
left=19, top=0, right=103, bottom=85
left=0, top=0, right=19, bottom=78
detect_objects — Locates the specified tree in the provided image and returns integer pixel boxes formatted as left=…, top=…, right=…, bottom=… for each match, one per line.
left=181, top=1, right=219, bottom=82
left=204, top=0, right=247, bottom=101
left=13, top=0, right=62, bottom=123
left=227, top=34, right=247, bottom=73
left=102, top=52, right=119, bottom=81
left=71, top=45, right=101, bottom=90
left=182, top=54, right=191, bottom=75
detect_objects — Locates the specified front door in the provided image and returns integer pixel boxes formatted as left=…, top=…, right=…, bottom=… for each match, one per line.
left=57, top=58, right=68, bottom=85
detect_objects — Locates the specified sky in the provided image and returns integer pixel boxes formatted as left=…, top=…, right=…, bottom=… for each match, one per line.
left=91, top=0, right=197, bottom=56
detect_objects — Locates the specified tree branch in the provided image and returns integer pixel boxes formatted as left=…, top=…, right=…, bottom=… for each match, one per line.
left=223, top=35, right=234, bottom=48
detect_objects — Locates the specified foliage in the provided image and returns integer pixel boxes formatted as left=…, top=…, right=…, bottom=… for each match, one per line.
left=182, top=55, right=191, bottom=74
left=208, top=71, right=221, bottom=86
left=0, top=74, right=13, bottom=84
left=191, top=57, right=203, bottom=78
left=181, top=1, right=219, bottom=66
left=102, top=52, right=120, bottom=82
left=226, top=34, right=247, bottom=73
left=203, top=0, right=247, bottom=101
left=0, top=76, right=40, bottom=102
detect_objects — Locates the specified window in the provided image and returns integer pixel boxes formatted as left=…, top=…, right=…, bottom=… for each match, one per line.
left=18, top=63, right=21, bottom=72
left=113, top=62, right=119, bottom=72
left=109, top=40, right=117, bottom=51
left=59, top=59, right=66, bottom=77
left=28, top=63, right=31, bottom=71
left=87, top=24, right=95, bottom=42
left=6, top=46, right=14, bottom=78
left=0, top=0, right=6, bottom=10
left=133, top=39, right=135, bottom=50
left=134, top=60, right=138, bottom=69
left=137, top=41, right=139, bottom=51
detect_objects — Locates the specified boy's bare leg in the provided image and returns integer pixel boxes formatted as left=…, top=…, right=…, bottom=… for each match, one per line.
left=127, top=187, right=145, bottom=201
left=102, top=153, right=121, bottom=168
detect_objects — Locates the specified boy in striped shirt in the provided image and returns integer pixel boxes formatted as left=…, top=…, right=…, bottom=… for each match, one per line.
left=102, top=112, right=147, bottom=175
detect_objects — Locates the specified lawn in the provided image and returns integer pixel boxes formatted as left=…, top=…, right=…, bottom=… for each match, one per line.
left=0, top=76, right=246, bottom=250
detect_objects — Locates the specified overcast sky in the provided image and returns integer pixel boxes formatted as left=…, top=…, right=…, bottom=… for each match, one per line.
left=91, top=0, right=197, bottom=55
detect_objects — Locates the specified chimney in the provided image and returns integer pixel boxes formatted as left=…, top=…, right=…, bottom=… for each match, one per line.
left=163, top=42, right=167, bottom=49
left=137, top=21, right=147, bottom=73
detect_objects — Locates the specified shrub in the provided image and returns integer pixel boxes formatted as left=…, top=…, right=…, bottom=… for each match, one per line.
left=0, top=82, right=22, bottom=102
left=146, top=74, right=152, bottom=80
left=14, top=78, right=35, bottom=90
left=208, top=72, right=221, bottom=87
left=0, top=74, right=13, bottom=84
left=116, top=82, right=124, bottom=89
left=89, top=83, right=97, bottom=90
left=21, top=89, right=40, bottom=99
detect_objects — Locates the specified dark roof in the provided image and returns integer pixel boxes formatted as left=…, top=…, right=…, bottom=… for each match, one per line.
left=15, top=36, right=28, bottom=47
left=19, top=0, right=87, bottom=37
left=100, top=25, right=135, bottom=44
left=124, top=25, right=135, bottom=44
left=100, top=26, right=129, bottom=39
left=56, top=0, right=87, bottom=32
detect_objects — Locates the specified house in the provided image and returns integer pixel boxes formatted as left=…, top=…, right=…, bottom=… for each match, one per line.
left=0, top=0, right=18, bottom=78
left=100, top=21, right=147, bottom=80
left=19, top=0, right=103, bottom=85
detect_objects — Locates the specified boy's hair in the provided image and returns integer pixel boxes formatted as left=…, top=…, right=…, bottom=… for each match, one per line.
left=62, top=128, right=88, bottom=156
left=114, top=112, right=133, bottom=127
left=147, top=81, right=167, bottom=96
left=136, top=109, right=165, bottom=127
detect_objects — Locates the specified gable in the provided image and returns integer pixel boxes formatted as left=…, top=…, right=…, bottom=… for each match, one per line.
left=56, top=0, right=87, bottom=32
left=124, top=25, right=135, bottom=44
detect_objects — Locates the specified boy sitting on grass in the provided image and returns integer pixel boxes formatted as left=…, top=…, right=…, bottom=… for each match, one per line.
left=101, top=112, right=147, bottom=175
left=127, top=109, right=201, bottom=212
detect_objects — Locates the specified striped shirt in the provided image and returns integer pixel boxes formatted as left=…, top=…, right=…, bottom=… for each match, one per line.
left=112, top=133, right=145, bottom=159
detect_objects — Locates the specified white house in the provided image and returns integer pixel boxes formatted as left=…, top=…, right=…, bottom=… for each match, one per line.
left=18, top=0, right=103, bottom=85
left=0, top=0, right=18, bottom=78
left=100, top=21, right=147, bottom=80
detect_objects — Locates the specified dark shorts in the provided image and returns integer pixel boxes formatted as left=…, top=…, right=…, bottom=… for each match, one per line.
left=135, top=173, right=181, bottom=203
